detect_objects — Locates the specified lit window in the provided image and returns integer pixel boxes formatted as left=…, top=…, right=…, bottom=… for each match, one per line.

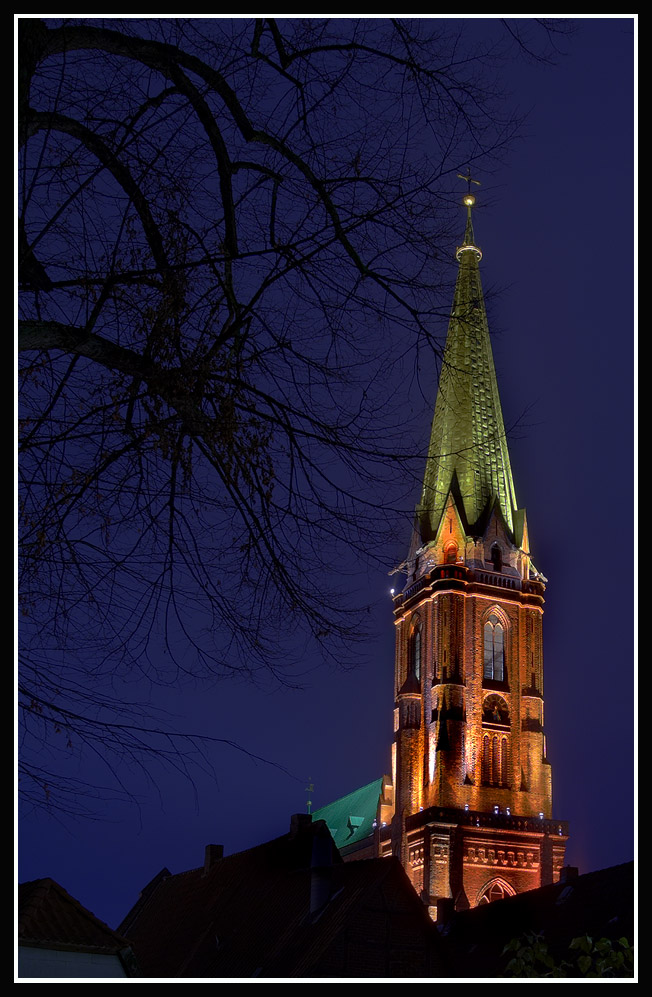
left=481, top=697, right=510, bottom=787
left=484, top=614, right=504, bottom=681
left=492, top=736, right=500, bottom=785
left=445, top=542, right=458, bottom=564
left=408, top=622, right=422, bottom=683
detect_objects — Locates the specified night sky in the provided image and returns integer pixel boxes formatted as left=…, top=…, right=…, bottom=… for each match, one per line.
left=18, top=17, right=635, bottom=934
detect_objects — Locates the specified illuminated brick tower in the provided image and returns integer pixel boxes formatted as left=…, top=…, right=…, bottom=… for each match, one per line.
left=378, top=188, right=568, bottom=915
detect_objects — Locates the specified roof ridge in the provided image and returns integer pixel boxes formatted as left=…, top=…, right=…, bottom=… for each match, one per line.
left=18, top=877, right=130, bottom=949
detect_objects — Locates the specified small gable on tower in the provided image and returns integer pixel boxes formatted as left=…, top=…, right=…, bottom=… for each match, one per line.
left=433, top=490, right=467, bottom=567
left=482, top=499, right=519, bottom=576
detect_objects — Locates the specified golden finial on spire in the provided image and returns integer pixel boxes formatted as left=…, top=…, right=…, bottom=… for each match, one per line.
left=455, top=168, right=482, bottom=261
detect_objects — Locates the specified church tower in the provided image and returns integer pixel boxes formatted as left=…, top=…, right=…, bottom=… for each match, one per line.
left=379, top=187, right=568, bottom=914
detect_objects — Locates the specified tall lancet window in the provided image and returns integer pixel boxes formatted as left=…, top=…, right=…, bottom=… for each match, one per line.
left=484, top=614, right=504, bottom=682
left=410, top=625, right=422, bottom=682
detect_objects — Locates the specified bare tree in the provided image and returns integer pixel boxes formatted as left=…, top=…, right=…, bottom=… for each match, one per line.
left=18, top=17, right=562, bottom=812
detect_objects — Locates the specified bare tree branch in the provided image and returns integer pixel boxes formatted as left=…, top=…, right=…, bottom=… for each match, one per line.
left=18, top=16, right=567, bottom=815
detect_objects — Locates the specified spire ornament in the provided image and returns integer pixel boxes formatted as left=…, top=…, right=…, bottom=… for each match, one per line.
left=456, top=169, right=482, bottom=261
left=457, top=167, right=481, bottom=206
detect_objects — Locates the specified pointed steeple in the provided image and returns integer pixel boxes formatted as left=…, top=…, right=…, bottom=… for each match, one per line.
left=418, top=191, right=517, bottom=542
left=386, top=183, right=564, bottom=898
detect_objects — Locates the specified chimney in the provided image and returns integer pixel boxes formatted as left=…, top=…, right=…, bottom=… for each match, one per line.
left=289, top=812, right=312, bottom=838
left=310, top=822, right=334, bottom=917
left=203, top=844, right=223, bottom=875
left=436, top=897, right=455, bottom=925
left=559, top=865, right=579, bottom=883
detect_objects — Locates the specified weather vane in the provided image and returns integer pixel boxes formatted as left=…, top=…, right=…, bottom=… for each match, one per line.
left=305, top=777, right=314, bottom=814
left=457, top=168, right=481, bottom=206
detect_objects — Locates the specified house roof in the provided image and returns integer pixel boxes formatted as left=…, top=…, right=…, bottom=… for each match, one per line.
left=117, top=816, right=448, bottom=978
left=440, top=861, right=634, bottom=978
left=18, top=877, right=131, bottom=956
left=311, top=777, right=382, bottom=854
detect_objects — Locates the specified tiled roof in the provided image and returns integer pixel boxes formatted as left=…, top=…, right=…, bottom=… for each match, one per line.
left=441, top=861, right=634, bottom=978
left=118, top=818, right=448, bottom=978
left=18, top=878, right=131, bottom=954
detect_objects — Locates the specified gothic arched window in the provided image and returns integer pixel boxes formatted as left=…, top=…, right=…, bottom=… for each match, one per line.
left=411, top=625, right=422, bottom=682
left=477, top=879, right=515, bottom=905
left=484, top=614, right=505, bottom=682
left=482, top=735, right=490, bottom=784
left=407, top=619, right=422, bottom=685
left=492, top=735, right=500, bottom=783
left=490, top=543, right=502, bottom=572
left=445, top=542, right=458, bottom=564
left=481, top=697, right=510, bottom=786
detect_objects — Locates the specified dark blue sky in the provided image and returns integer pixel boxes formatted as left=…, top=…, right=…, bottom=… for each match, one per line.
left=18, top=16, right=635, bottom=932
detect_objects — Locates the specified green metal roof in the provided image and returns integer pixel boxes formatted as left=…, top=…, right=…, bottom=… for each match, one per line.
left=418, top=205, right=517, bottom=541
left=312, top=778, right=383, bottom=852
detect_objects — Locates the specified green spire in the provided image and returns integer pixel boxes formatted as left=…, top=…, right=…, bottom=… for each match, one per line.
left=418, top=195, right=517, bottom=540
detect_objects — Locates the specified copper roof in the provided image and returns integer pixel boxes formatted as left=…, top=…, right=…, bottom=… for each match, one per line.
left=418, top=201, right=518, bottom=541
left=312, top=777, right=383, bottom=853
